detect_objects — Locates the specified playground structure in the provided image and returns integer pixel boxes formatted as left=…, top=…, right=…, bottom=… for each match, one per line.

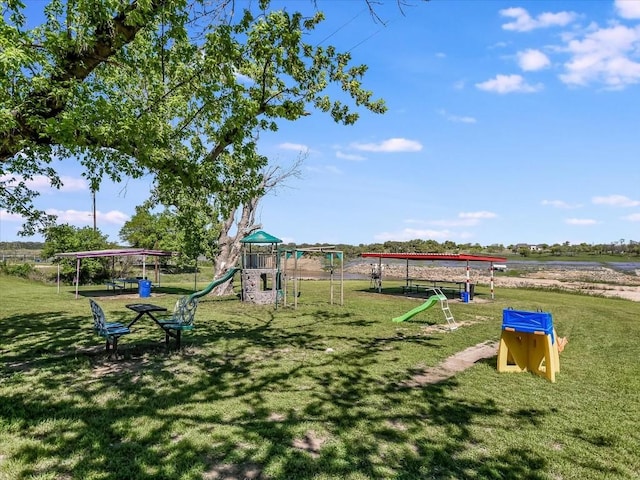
left=279, top=246, right=344, bottom=309
left=497, top=309, right=562, bottom=383
left=392, top=288, right=457, bottom=330
left=239, top=230, right=282, bottom=305
left=239, top=230, right=344, bottom=309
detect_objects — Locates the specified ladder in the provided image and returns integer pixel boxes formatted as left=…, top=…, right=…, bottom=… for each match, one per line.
left=429, top=288, right=458, bottom=330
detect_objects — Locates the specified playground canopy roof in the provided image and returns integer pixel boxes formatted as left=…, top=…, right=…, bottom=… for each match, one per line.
left=240, top=230, right=282, bottom=244
left=361, top=252, right=507, bottom=262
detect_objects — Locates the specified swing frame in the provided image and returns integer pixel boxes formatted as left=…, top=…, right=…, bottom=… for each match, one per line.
left=278, top=246, right=344, bottom=309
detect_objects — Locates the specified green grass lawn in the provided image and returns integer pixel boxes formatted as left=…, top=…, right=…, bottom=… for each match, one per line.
left=1, top=275, right=639, bottom=479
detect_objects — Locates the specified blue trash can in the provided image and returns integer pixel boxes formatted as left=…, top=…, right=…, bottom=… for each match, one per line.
left=461, top=291, right=469, bottom=303
left=139, top=279, right=152, bottom=298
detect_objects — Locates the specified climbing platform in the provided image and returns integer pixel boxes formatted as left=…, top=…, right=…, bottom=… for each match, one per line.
left=497, top=309, right=560, bottom=382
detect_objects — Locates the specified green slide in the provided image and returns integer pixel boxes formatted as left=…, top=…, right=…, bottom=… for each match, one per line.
left=187, top=267, right=240, bottom=301
left=392, top=294, right=445, bottom=323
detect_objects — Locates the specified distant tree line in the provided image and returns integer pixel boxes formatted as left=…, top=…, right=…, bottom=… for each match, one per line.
left=2, top=237, right=639, bottom=262
left=0, top=241, right=45, bottom=250
left=512, top=240, right=640, bottom=257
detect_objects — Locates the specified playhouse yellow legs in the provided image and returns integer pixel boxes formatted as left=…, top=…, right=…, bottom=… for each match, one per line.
left=497, top=328, right=560, bottom=382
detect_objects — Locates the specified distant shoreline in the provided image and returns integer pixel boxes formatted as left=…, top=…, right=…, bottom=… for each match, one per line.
left=293, top=257, right=640, bottom=302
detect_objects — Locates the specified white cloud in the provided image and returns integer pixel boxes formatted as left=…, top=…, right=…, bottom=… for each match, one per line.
left=436, top=52, right=446, bottom=58
left=437, top=109, right=477, bottom=124
left=476, top=74, right=543, bottom=93
left=452, top=80, right=466, bottom=90
left=542, top=199, right=582, bottom=209
left=336, top=151, right=366, bottom=161
left=500, top=7, right=577, bottom=32
left=616, top=0, right=640, bottom=19
left=405, top=211, right=496, bottom=228
left=593, top=194, right=640, bottom=207
left=59, top=176, right=88, bottom=192
left=0, top=174, right=87, bottom=193
left=490, top=41, right=510, bottom=49
left=278, top=142, right=309, bottom=152
left=559, top=24, right=640, bottom=89
left=429, top=218, right=479, bottom=227
left=518, top=49, right=551, bottom=71
left=351, top=138, right=423, bottom=153
left=565, top=218, right=598, bottom=226
left=101, top=210, right=131, bottom=224
left=458, top=211, right=497, bottom=220
left=325, top=165, right=342, bottom=175
left=22, top=176, right=53, bottom=190
left=305, top=165, right=342, bottom=175
left=0, top=209, right=24, bottom=222
left=46, top=208, right=130, bottom=225
left=621, top=213, right=640, bottom=221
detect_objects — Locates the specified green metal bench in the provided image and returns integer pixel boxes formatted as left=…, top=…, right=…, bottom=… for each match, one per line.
left=89, top=299, right=131, bottom=357
left=157, top=296, right=198, bottom=349
left=156, top=267, right=240, bottom=348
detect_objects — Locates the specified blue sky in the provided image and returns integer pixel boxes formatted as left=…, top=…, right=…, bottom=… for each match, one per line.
left=1, top=0, right=639, bottom=247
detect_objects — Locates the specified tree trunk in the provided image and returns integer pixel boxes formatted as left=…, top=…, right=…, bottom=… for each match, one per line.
left=210, top=159, right=302, bottom=296
left=210, top=194, right=261, bottom=296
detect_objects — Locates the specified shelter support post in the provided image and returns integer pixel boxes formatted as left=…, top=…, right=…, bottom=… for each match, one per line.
left=329, top=253, right=333, bottom=305
left=340, top=252, right=344, bottom=305
left=75, top=258, right=80, bottom=299
left=466, top=260, right=470, bottom=295
left=406, top=259, right=409, bottom=287
left=490, top=263, right=495, bottom=300
left=294, top=252, right=298, bottom=309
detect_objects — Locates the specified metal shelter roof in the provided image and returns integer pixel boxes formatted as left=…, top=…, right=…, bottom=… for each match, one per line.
left=240, top=230, right=282, bottom=244
left=54, top=248, right=177, bottom=299
left=54, top=248, right=176, bottom=259
left=361, top=252, right=507, bottom=262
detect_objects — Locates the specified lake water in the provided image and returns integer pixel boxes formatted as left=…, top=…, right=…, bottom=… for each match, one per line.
left=291, top=258, right=640, bottom=280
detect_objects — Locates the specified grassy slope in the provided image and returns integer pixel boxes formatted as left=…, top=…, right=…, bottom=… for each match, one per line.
left=0, top=276, right=639, bottom=479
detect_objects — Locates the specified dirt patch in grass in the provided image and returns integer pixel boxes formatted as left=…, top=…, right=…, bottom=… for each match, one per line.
left=419, top=318, right=489, bottom=334
left=402, top=341, right=498, bottom=386
left=268, top=412, right=286, bottom=422
left=203, top=462, right=262, bottom=479
left=292, top=431, right=328, bottom=458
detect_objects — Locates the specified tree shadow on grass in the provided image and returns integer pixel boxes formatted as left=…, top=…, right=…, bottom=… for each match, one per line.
left=1, top=312, right=92, bottom=364
left=0, top=306, right=555, bottom=480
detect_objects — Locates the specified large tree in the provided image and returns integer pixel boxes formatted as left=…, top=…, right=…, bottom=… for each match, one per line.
left=1, top=0, right=387, bottom=236
left=122, top=155, right=302, bottom=295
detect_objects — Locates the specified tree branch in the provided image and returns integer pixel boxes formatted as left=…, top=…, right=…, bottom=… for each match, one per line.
left=1, top=0, right=166, bottom=163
